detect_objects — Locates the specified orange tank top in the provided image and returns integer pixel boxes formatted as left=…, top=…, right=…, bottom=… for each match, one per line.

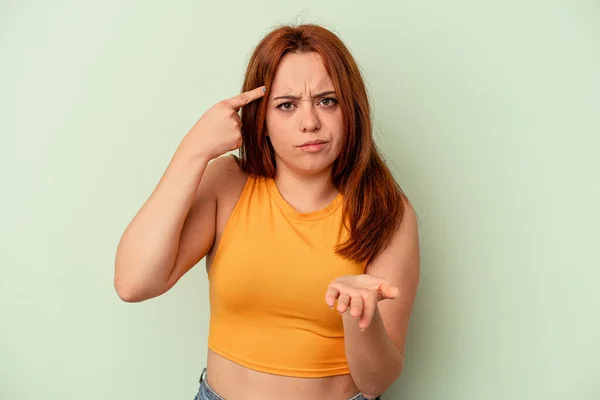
left=207, top=174, right=366, bottom=377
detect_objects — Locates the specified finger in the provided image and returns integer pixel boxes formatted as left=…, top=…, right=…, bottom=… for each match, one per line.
left=226, top=86, right=266, bottom=110
left=349, top=296, right=363, bottom=319
left=337, top=294, right=350, bottom=314
left=359, top=295, right=377, bottom=330
left=230, top=136, right=243, bottom=151
left=232, top=112, right=242, bottom=128
left=379, top=283, right=400, bottom=300
left=325, top=286, right=340, bottom=308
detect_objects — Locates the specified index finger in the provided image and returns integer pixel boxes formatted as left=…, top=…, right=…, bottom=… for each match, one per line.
left=226, top=86, right=266, bottom=110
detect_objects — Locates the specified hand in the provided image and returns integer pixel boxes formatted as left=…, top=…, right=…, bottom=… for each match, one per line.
left=180, top=86, right=266, bottom=161
left=325, top=274, right=400, bottom=330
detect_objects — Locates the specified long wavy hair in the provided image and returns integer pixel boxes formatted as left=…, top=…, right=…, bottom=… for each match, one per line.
left=239, top=24, right=407, bottom=264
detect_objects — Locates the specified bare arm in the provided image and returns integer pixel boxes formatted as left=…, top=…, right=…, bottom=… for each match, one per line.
left=329, top=202, right=420, bottom=397
left=113, top=86, right=266, bottom=302
left=113, top=149, right=218, bottom=302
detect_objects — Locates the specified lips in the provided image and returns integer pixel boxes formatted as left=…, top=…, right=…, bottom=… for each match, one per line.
left=299, top=139, right=328, bottom=147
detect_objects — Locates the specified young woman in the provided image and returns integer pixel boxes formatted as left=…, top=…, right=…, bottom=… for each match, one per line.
left=114, top=24, right=420, bottom=400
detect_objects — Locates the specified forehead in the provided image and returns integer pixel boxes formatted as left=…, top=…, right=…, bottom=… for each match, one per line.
left=270, top=52, right=334, bottom=93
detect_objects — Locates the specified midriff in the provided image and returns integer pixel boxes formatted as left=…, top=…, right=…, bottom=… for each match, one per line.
left=206, top=350, right=360, bottom=400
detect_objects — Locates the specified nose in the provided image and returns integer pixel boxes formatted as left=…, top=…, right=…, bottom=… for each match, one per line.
left=299, top=105, right=320, bottom=132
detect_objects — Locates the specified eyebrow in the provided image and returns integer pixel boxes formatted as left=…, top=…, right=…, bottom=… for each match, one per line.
left=272, top=90, right=337, bottom=101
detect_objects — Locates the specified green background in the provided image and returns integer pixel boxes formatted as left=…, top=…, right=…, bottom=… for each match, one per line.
left=2, top=1, right=598, bottom=399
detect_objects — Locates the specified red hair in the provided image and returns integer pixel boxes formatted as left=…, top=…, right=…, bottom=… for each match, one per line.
left=239, top=24, right=407, bottom=264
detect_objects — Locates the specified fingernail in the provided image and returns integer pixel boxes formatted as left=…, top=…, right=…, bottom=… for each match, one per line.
left=262, top=87, right=266, bottom=92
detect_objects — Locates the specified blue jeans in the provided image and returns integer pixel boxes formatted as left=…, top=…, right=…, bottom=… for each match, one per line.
left=193, top=369, right=222, bottom=400
left=193, top=368, right=380, bottom=400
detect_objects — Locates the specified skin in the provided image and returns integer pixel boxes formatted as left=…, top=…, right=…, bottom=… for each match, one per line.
left=114, top=52, right=419, bottom=400
left=264, top=51, right=345, bottom=213
left=207, top=53, right=420, bottom=399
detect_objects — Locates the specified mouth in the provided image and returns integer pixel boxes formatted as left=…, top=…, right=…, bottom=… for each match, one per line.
left=299, top=139, right=329, bottom=147
left=297, top=139, right=329, bottom=152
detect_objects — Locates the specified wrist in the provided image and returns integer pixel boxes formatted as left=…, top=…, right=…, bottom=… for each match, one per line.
left=166, top=149, right=211, bottom=184
left=173, top=142, right=213, bottom=166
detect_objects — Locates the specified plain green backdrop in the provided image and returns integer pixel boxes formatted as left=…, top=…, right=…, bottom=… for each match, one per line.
left=1, top=1, right=599, bottom=399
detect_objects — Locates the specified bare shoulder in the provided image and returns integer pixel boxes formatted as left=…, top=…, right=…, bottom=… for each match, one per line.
left=368, top=198, right=419, bottom=275
left=395, top=199, right=419, bottom=242
left=205, top=154, right=248, bottom=201
left=199, top=154, right=246, bottom=197
left=206, top=152, right=243, bottom=175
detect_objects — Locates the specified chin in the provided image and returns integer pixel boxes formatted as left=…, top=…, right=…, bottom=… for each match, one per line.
left=293, top=159, right=335, bottom=176
left=275, top=151, right=338, bottom=177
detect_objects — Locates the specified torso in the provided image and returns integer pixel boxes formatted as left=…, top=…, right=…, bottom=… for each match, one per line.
left=203, top=156, right=360, bottom=400
left=205, top=351, right=359, bottom=400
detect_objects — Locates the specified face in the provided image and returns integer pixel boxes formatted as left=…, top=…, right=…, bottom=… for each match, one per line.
left=265, top=52, right=344, bottom=176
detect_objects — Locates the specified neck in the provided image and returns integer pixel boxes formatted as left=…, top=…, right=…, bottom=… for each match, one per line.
left=274, top=164, right=338, bottom=214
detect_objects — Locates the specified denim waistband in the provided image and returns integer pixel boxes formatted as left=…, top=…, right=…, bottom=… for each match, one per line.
left=194, top=368, right=379, bottom=400
left=195, top=368, right=223, bottom=400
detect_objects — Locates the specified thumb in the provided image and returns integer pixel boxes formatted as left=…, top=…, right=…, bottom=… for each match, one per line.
left=379, top=283, right=400, bottom=300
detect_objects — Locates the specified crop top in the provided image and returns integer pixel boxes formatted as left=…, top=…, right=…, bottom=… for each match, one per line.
left=207, top=174, right=366, bottom=377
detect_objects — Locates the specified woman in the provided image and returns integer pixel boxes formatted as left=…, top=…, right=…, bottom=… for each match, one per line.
left=114, top=24, right=420, bottom=400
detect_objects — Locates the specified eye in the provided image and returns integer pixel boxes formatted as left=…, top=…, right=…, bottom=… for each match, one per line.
left=320, top=98, right=338, bottom=107
left=277, top=102, right=295, bottom=111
